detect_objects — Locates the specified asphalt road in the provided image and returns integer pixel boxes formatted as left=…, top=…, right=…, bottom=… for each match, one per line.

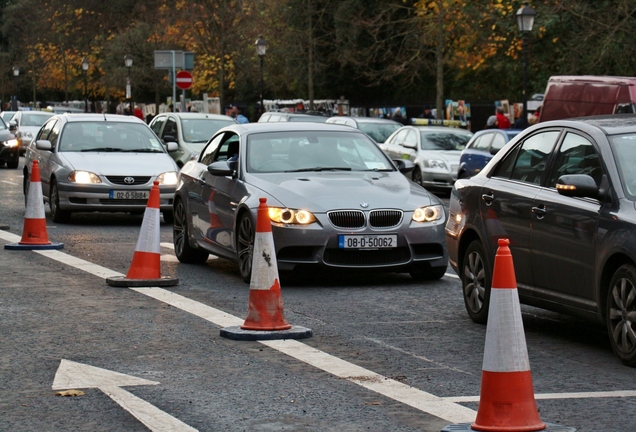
left=1, top=157, right=635, bottom=432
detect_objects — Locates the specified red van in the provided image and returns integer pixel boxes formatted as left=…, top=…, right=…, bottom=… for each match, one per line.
left=539, top=75, right=636, bottom=122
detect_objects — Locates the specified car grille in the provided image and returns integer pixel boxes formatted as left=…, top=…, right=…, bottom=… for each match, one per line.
left=106, top=176, right=152, bottom=186
left=324, top=247, right=410, bottom=266
left=328, top=209, right=403, bottom=229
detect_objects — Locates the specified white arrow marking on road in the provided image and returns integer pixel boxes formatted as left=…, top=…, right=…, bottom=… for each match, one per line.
left=52, top=360, right=198, bottom=432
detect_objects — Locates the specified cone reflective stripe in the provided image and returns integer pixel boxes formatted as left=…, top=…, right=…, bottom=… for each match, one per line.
left=241, top=197, right=291, bottom=331
left=471, top=238, right=546, bottom=432
left=20, top=160, right=50, bottom=245
left=126, top=181, right=161, bottom=279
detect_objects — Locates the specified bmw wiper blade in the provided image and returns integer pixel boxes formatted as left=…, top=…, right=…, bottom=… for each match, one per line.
left=80, top=147, right=123, bottom=152
left=122, top=148, right=163, bottom=153
left=286, top=166, right=352, bottom=172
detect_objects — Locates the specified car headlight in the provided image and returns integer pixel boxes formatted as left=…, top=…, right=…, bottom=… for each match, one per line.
left=189, top=153, right=199, bottom=161
left=68, top=170, right=102, bottom=184
left=156, top=171, right=178, bottom=185
left=412, top=205, right=443, bottom=222
left=268, top=207, right=316, bottom=225
left=426, top=159, right=447, bottom=169
left=3, top=138, right=19, bottom=148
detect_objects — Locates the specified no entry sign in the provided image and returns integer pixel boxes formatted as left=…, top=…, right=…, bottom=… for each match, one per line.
left=175, top=70, right=193, bottom=90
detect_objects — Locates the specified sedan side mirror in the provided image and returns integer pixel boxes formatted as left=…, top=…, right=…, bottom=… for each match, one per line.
left=393, top=159, right=415, bottom=174
left=35, top=139, right=52, bottom=151
left=163, top=135, right=177, bottom=144
left=556, top=174, right=599, bottom=199
left=9, top=121, right=17, bottom=132
left=166, top=142, right=178, bottom=152
left=207, top=160, right=234, bottom=176
left=401, top=142, right=416, bottom=149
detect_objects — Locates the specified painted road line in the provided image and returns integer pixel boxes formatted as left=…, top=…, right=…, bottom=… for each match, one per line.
left=1, top=180, right=18, bottom=185
left=53, top=360, right=197, bottom=432
left=446, top=390, right=636, bottom=403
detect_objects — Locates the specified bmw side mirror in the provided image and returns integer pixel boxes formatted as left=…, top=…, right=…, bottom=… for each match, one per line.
left=207, top=160, right=234, bottom=176
left=393, top=159, right=415, bottom=173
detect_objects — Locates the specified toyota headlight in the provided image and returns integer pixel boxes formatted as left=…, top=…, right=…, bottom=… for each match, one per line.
left=156, top=171, right=178, bottom=185
left=412, top=205, right=444, bottom=222
left=426, top=159, right=447, bottom=169
left=68, top=170, right=102, bottom=184
left=3, top=138, right=19, bottom=148
left=268, top=207, right=316, bottom=225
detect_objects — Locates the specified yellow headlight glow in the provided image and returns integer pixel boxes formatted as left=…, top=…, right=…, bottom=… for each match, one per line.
left=412, top=205, right=443, bottom=222
left=157, top=171, right=178, bottom=185
left=68, top=170, right=101, bottom=184
left=268, top=207, right=316, bottom=224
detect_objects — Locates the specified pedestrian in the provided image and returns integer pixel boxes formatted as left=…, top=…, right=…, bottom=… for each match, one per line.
left=233, top=106, right=249, bottom=124
left=419, top=105, right=435, bottom=120
left=495, top=107, right=511, bottom=129
left=392, top=107, right=409, bottom=125
left=485, top=115, right=498, bottom=129
left=133, top=105, right=144, bottom=121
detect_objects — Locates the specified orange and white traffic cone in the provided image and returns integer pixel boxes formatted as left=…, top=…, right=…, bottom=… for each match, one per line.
left=106, top=181, right=177, bottom=287
left=5, top=160, right=63, bottom=250
left=220, top=197, right=312, bottom=341
left=470, top=238, right=545, bottom=431
left=441, top=239, right=577, bottom=432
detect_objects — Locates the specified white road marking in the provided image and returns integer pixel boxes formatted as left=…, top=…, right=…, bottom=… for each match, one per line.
left=160, top=242, right=218, bottom=259
left=2, top=228, right=635, bottom=424
left=1, top=180, right=18, bottom=185
left=53, top=360, right=196, bottom=432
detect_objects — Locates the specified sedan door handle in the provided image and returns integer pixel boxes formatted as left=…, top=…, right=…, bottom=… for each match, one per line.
left=481, top=192, right=494, bottom=205
left=532, top=205, right=546, bottom=218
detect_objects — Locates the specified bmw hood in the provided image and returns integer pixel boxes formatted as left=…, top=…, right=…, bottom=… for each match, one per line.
left=60, top=152, right=178, bottom=175
left=246, top=171, right=438, bottom=212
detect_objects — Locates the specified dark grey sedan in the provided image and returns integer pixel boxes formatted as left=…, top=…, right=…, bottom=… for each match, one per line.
left=445, top=115, right=636, bottom=366
left=173, top=122, right=449, bottom=282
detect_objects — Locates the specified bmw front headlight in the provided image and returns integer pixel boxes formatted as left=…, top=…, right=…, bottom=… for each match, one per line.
left=68, top=170, right=102, bottom=184
left=156, top=171, right=178, bottom=185
left=412, top=205, right=444, bottom=222
left=268, top=207, right=316, bottom=225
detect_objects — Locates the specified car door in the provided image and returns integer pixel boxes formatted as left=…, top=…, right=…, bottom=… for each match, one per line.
left=31, top=119, right=60, bottom=197
left=529, top=131, right=603, bottom=308
left=382, top=128, right=409, bottom=158
left=480, top=129, right=561, bottom=286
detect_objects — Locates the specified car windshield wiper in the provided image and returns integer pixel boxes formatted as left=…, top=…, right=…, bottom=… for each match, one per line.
left=286, top=166, right=352, bottom=172
left=363, top=168, right=393, bottom=172
left=121, top=148, right=163, bottom=153
left=80, top=147, right=124, bottom=152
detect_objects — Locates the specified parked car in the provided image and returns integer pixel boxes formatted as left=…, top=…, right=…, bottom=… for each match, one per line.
left=149, top=112, right=236, bottom=167
left=326, top=116, right=401, bottom=144
left=23, top=113, right=179, bottom=223
left=381, top=125, right=473, bottom=192
left=1, top=111, right=16, bottom=124
left=445, top=114, right=636, bottom=366
left=173, top=122, right=448, bottom=282
left=0, top=117, right=19, bottom=169
left=258, top=112, right=328, bottom=123
left=9, top=110, right=54, bottom=154
left=457, top=129, right=522, bottom=179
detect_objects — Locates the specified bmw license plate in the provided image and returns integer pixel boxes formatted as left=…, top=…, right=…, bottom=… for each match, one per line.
left=338, top=234, right=397, bottom=249
left=109, top=190, right=150, bottom=200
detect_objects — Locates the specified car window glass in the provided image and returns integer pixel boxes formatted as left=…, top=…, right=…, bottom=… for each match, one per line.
left=200, top=133, right=226, bottom=165
left=36, top=119, right=57, bottom=142
left=150, top=117, right=165, bottom=136
left=611, top=133, right=636, bottom=198
left=549, top=132, right=601, bottom=187
left=391, top=129, right=409, bottom=144
left=163, top=118, right=178, bottom=138
left=404, top=130, right=417, bottom=148
left=213, top=133, right=240, bottom=163
left=491, top=134, right=506, bottom=152
left=508, top=131, right=560, bottom=184
left=420, top=131, right=472, bottom=151
left=358, top=123, right=401, bottom=143
left=48, top=121, right=61, bottom=149
left=472, top=135, right=490, bottom=151
left=0, top=118, right=6, bottom=130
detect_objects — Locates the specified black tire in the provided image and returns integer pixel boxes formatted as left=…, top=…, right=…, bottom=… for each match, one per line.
left=50, top=180, right=71, bottom=223
left=410, top=266, right=447, bottom=281
left=412, top=166, right=423, bottom=185
left=173, top=199, right=209, bottom=264
left=162, top=210, right=174, bottom=224
left=606, top=264, right=636, bottom=367
left=237, top=213, right=255, bottom=283
left=23, top=169, right=30, bottom=206
left=462, top=240, right=491, bottom=324
left=7, top=157, right=19, bottom=169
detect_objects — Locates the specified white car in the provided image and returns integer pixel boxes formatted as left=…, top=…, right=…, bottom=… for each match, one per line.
left=381, top=126, right=473, bottom=192
left=9, top=110, right=54, bottom=154
left=149, top=112, right=236, bottom=167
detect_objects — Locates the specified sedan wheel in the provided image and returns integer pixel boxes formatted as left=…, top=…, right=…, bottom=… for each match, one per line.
left=237, top=213, right=254, bottom=283
left=50, top=180, right=71, bottom=223
left=412, top=166, right=423, bottom=185
left=607, top=264, right=636, bottom=367
left=462, top=240, right=491, bottom=324
left=173, top=199, right=208, bottom=264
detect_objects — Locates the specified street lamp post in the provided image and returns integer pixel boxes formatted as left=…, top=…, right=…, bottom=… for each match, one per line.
left=124, top=54, right=133, bottom=113
left=255, top=36, right=267, bottom=116
left=11, top=66, right=19, bottom=111
left=81, top=57, right=89, bottom=113
left=517, top=2, right=535, bottom=129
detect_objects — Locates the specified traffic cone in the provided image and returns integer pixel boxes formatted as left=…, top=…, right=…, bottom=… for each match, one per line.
left=106, top=181, right=177, bottom=287
left=471, top=238, right=545, bottom=432
left=220, top=197, right=312, bottom=341
left=5, top=160, right=63, bottom=250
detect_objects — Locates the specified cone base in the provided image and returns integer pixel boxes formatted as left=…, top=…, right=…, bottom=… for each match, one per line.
left=220, top=325, right=313, bottom=341
left=441, top=423, right=575, bottom=432
left=106, top=276, right=179, bottom=287
left=5, top=242, right=64, bottom=251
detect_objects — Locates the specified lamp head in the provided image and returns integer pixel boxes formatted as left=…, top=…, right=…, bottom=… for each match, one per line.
left=124, top=54, right=133, bottom=68
left=81, top=57, right=89, bottom=71
left=255, top=35, right=267, bottom=57
left=516, top=2, right=535, bottom=32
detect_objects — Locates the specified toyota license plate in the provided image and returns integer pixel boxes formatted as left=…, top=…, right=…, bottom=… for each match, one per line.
left=109, top=190, right=150, bottom=200
left=338, top=234, right=397, bottom=249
